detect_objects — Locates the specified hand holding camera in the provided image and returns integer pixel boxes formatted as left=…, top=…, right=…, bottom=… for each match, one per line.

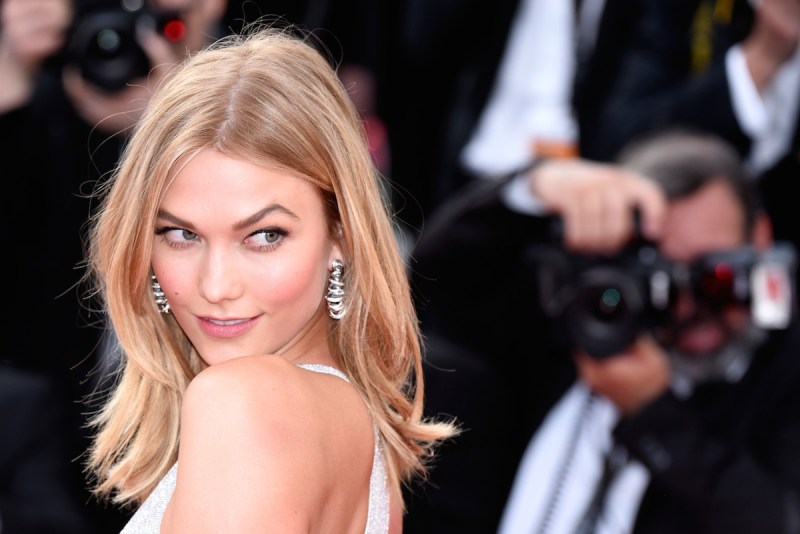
left=61, top=1, right=188, bottom=132
left=1, top=0, right=190, bottom=131
left=525, top=157, right=796, bottom=413
left=64, top=1, right=187, bottom=92
left=62, top=20, right=178, bottom=133
left=528, top=158, right=668, bottom=253
left=575, top=336, right=671, bottom=415
left=526, top=158, right=795, bottom=352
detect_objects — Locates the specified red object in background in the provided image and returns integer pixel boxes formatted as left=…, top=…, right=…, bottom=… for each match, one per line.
left=162, top=19, right=186, bottom=42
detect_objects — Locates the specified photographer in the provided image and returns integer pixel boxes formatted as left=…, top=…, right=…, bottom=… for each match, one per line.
left=0, top=0, right=226, bottom=531
left=405, top=130, right=800, bottom=533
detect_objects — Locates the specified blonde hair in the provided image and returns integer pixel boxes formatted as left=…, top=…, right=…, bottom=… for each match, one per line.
left=86, top=27, right=455, bottom=506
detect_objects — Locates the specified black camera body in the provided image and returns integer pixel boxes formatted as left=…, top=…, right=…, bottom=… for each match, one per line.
left=65, top=1, right=183, bottom=92
left=532, top=239, right=675, bottom=359
left=530, top=233, right=796, bottom=360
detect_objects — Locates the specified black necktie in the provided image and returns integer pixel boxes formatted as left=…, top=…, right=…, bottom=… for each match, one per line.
left=573, top=445, right=628, bottom=534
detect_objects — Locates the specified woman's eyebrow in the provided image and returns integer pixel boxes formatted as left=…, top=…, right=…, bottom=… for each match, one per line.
left=233, top=204, right=300, bottom=231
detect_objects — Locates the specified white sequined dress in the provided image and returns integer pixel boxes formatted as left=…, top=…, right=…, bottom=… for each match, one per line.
left=119, top=364, right=390, bottom=533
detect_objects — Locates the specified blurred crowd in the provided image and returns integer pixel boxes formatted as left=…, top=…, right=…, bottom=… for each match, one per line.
left=2, top=0, right=800, bottom=532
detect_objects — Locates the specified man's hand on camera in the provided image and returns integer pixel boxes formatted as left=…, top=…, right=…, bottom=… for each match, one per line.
left=575, top=335, right=671, bottom=415
left=62, top=25, right=181, bottom=133
left=528, top=159, right=667, bottom=255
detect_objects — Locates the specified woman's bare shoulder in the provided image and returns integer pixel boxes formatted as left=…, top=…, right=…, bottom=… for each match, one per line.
left=168, top=356, right=360, bottom=531
left=185, top=355, right=313, bottom=407
left=181, top=356, right=351, bottom=455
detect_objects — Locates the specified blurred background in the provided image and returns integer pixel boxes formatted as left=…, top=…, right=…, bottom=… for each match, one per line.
left=2, top=0, right=799, bottom=532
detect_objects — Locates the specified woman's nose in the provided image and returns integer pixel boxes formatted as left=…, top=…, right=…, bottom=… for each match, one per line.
left=198, top=248, right=244, bottom=304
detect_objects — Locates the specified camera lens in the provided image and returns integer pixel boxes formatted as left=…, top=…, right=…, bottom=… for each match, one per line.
left=66, top=7, right=150, bottom=92
left=95, top=28, right=122, bottom=55
left=566, top=268, right=644, bottom=358
left=594, top=287, right=624, bottom=318
left=532, top=240, right=676, bottom=360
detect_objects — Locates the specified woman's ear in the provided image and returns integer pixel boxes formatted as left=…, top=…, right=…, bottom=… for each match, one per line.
left=329, top=223, right=345, bottom=264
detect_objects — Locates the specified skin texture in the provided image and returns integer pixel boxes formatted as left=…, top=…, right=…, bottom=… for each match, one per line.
left=149, top=149, right=393, bottom=532
left=530, top=160, right=771, bottom=414
left=151, top=149, right=340, bottom=366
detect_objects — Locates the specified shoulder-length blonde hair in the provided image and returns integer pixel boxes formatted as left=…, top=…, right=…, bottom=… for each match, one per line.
left=86, top=27, right=454, bottom=506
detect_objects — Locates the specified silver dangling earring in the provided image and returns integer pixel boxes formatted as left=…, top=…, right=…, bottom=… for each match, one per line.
left=151, top=275, right=171, bottom=314
left=325, top=259, right=346, bottom=320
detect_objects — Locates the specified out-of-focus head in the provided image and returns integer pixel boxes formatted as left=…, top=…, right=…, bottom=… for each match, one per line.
left=618, top=130, right=773, bottom=384
left=619, top=129, right=762, bottom=264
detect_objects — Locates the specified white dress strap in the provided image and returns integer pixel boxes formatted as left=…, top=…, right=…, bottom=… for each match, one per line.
left=297, top=363, right=350, bottom=382
left=298, top=363, right=390, bottom=534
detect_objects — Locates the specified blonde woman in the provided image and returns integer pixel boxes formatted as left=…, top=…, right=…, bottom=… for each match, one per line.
left=85, top=27, right=456, bottom=533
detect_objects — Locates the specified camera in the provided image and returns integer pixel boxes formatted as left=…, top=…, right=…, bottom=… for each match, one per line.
left=529, top=233, right=796, bottom=359
left=532, top=238, right=675, bottom=359
left=64, top=1, right=185, bottom=92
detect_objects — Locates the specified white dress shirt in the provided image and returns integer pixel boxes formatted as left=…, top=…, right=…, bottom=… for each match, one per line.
left=460, top=0, right=581, bottom=177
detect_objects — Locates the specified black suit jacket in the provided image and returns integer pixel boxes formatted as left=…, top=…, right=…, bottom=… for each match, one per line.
left=380, top=0, right=522, bottom=235
left=380, top=0, right=641, bottom=237
left=579, top=0, right=755, bottom=161
left=579, top=0, right=800, bottom=285
left=404, top=178, right=800, bottom=533
left=403, top=177, right=575, bottom=533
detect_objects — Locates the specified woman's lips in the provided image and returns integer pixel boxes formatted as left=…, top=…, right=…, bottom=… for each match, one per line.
left=197, top=315, right=259, bottom=338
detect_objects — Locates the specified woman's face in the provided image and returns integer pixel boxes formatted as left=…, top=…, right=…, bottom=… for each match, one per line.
left=151, top=149, right=341, bottom=366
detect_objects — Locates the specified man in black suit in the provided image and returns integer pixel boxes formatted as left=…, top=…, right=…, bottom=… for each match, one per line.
left=579, top=0, right=800, bottom=270
left=380, top=0, right=642, bottom=239
left=404, top=130, right=800, bottom=533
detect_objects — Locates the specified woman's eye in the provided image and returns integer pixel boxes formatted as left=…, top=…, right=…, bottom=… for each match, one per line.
left=249, top=228, right=287, bottom=248
left=170, top=229, right=198, bottom=242
left=156, top=227, right=198, bottom=245
left=263, top=230, right=282, bottom=243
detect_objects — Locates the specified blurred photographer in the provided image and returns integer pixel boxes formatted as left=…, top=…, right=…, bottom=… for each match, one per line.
left=0, top=0, right=226, bottom=531
left=405, top=129, right=800, bottom=533
left=1, top=0, right=227, bottom=131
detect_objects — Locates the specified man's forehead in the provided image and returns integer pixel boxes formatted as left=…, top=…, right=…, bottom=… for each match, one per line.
left=659, top=180, right=747, bottom=262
